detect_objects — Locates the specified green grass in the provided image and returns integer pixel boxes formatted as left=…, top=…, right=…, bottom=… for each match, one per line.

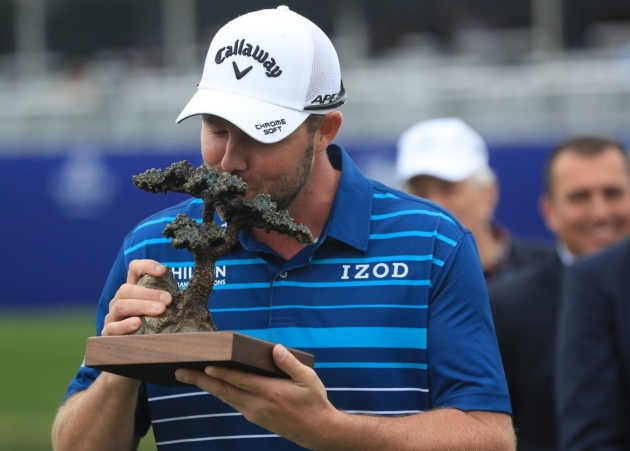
left=0, top=308, right=157, bottom=451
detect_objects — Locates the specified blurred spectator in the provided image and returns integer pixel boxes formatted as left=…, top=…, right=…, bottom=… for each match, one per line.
left=555, top=234, right=630, bottom=451
left=396, top=117, right=552, bottom=281
left=488, top=136, right=630, bottom=451
left=61, top=58, right=94, bottom=107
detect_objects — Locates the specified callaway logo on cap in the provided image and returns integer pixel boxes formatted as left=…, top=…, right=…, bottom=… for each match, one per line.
left=176, top=5, right=347, bottom=144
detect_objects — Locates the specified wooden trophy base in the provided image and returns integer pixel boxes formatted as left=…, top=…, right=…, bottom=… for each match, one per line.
left=85, top=332, right=315, bottom=387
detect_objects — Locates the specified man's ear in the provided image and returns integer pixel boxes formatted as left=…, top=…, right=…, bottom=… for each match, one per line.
left=314, top=111, right=343, bottom=153
left=481, top=181, right=499, bottom=221
left=539, top=193, right=558, bottom=234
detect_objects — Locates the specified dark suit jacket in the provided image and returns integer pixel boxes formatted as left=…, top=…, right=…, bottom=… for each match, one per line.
left=488, top=249, right=563, bottom=451
left=555, top=237, right=630, bottom=451
left=484, top=229, right=554, bottom=281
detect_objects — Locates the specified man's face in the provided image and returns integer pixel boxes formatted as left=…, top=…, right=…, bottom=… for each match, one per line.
left=200, top=115, right=314, bottom=211
left=406, top=175, right=496, bottom=234
left=541, top=147, right=630, bottom=256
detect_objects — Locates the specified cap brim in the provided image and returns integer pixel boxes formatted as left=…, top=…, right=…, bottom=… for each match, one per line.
left=397, top=154, right=485, bottom=183
left=176, top=89, right=309, bottom=144
left=401, top=166, right=473, bottom=183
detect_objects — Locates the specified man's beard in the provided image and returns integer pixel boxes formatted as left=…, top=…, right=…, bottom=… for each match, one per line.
left=248, top=136, right=315, bottom=211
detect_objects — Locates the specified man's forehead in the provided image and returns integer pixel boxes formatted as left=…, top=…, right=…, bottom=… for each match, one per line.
left=201, top=114, right=251, bottom=136
left=553, top=146, right=625, bottom=169
left=553, top=150, right=628, bottom=181
left=202, top=114, right=229, bottom=125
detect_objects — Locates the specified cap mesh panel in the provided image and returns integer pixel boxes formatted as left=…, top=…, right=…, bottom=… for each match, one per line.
left=303, top=19, right=341, bottom=109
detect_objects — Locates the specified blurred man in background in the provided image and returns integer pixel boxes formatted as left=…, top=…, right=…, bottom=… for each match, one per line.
left=396, top=117, right=552, bottom=280
left=489, top=136, right=630, bottom=450
left=555, top=234, right=630, bottom=451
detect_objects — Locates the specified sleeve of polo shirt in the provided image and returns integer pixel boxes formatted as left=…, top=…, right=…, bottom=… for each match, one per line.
left=61, top=247, right=152, bottom=437
left=62, top=247, right=126, bottom=401
left=426, top=231, right=511, bottom=414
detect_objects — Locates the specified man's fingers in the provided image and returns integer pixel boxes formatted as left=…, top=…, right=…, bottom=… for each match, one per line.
left=101, top=259, right=172, bottom=337
left=108, top=296, right=168, bottom=319
left=204, top=366, right=260, bottom=393
left=175, top=369, right=200, bottom=386
left=110, top=284, right=172, bottom=310
left=273, top=345, right=312, bottom=383
left=127, top=260, right=167, bottom=284
left=105, top=282, right=172, bottom=334
left=102, top=317, right=142, bottom=336
left=176, top=369, right=234, bottom=403
left=201, top=346, right=313, bottom=393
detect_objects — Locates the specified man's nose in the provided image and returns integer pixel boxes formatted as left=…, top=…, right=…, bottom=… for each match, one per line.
left=221, top=136, right=247, bottom=173
left=589, top=193, right=613, bottom=222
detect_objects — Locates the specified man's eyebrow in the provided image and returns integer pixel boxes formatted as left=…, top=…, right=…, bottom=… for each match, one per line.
left=566, top=189, right=589, bottom=199
left=603, top=186, right=626, bottom=195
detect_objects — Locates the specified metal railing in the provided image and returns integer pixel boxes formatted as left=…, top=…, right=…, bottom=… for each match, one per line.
left=1, top=48, right=630, bottom=153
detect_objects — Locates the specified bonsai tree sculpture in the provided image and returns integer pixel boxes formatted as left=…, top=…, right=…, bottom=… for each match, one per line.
left=130, top=160, right=314, bottom=334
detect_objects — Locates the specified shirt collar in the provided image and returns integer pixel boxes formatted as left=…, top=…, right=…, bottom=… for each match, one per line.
left=323, top=144, right=372, bottom=252
left=555, top=241, right=575, bottom=265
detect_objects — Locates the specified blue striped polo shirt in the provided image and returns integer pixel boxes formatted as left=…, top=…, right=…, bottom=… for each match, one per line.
left=65, top=144, right=510, bottom=450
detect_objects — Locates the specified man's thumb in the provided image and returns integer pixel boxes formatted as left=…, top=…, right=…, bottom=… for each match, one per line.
left=273, top=344, right=303, bottom=378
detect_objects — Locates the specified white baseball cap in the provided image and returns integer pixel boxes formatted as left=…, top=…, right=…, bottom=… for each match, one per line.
left=177, top=5, right=346, bottom=143
left=395, top=118, right=489, bottom=183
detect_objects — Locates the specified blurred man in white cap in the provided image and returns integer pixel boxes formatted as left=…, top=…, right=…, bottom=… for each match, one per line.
left=396, top=117, right=552, bottom=280
left=53, top=7, right=515, bottom=451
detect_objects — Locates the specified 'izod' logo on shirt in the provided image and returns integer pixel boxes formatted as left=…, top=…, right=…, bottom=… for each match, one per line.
left=340, top=263, right=409, bottom=280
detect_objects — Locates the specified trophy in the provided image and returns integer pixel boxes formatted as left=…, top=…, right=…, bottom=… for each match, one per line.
left=85, top=161, right=315, bottom=386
